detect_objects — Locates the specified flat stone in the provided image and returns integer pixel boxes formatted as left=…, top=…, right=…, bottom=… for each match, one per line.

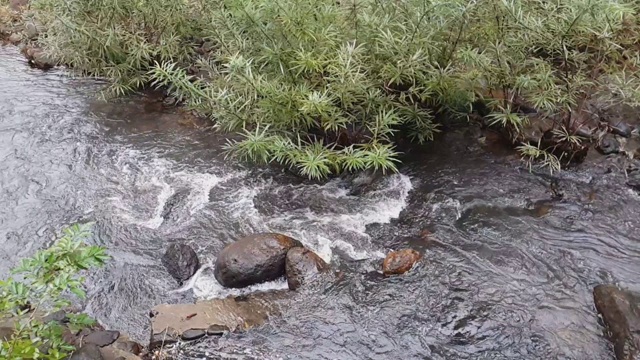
left=593, top=285, right=640, bottom=360
left=70, top=344, right=104, bottom=360
left=206, top=324, right=228, bottom=336
left=149, top=290, right=287, bottom=349
left=85, top=330, right=120, bottom=347
left=181, top=329, right=206, bottom=341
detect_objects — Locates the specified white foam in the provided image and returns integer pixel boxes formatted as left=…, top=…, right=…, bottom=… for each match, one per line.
left=191, top=270, right=289, bottom=300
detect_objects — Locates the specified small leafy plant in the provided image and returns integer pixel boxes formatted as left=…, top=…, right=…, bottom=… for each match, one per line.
left=0, top=223, right=109, bottom=359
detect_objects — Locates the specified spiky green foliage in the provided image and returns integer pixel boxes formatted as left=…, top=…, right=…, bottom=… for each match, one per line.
left=28, top=0, right=640, bottom=177
left=0, top=223, right=109, bottom=359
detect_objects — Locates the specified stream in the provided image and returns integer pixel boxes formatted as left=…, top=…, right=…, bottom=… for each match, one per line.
left=2, top=45, right=640, bottom=359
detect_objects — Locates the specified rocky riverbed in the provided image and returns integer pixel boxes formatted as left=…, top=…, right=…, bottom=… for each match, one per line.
left=3, top=9, right=640, bottom=359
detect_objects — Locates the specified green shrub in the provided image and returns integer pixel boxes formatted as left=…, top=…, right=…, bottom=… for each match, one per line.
left=0, top=223, right=109, bottom=359
left=30, top=0, right=640, bottom=176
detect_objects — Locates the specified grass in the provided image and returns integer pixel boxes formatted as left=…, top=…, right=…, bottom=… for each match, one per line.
left=14, top=0, right=640, bottom=177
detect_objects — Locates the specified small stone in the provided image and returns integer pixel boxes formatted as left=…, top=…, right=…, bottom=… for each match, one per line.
left=8, top=33, right=21, bottom=44
left=206, top=324, right=228, bottom=336
left=383, top=249, right=421, bottom=276
left=24, top=21, right=38, bottom=39
left=42, top=310, right=67, bottom=323
left=181, top=329, right=206, bottom=341
left=0, top=326, right=14, bottom=341
left=113, top=339, right=143, bottom=355
left=149, top=328, right=179, bottom=350
left=70, top=344, right=104, bottom=360
left=597, top=134, right=620, bottom=155
left=84, top=330, right=120, bottom=347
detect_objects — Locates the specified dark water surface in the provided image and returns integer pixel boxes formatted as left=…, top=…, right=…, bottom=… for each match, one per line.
left=2, top=45, right=639, bottom=359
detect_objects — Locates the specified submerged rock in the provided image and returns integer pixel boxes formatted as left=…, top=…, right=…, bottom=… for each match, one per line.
left=382, top=249, right=421, bottom=276
left=148, top=291, right=286, bottom=349
left=162, top=243, right=200, bottom=285
left=285, top=247, right=329, bottom=290
left=214, top=233, right=302, bottom=288
left=593, top=284, right=640, bottom=360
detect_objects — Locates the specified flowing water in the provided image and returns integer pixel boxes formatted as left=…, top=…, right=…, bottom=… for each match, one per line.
left=2, top=45, right=640, bottom=359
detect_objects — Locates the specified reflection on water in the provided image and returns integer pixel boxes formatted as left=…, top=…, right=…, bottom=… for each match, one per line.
left=2, top=45, right=639, bottom=359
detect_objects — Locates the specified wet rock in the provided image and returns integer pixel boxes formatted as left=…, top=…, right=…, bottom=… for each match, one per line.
left=70, top=344, right=104, bottom=360
left=85, top=330, right=120, bottom=347
left=593, top=285, right=640, bottom=360
left=520, top=114, right=555, bottom=144
left=149, top=291, right=286, bottom=349
left=626, top=169, right=640, bottom=192
left=598, top=134, right=621, bottom=155
left=160, top=189, right=189, bottom=222
left=285, top=247, right=329, bottom=290
left=382, top=249, right=421, bottom=276
left=214, top=233, right=302, bottom=288
left=8, top=32, right=21, bottom=44
left=21, top=46, right=56, bottom=69
left=162, top=243, right=200, bottom=285
left=181, top=329, right=206, bottom=341
left=24, top=21, right=38, bottom=40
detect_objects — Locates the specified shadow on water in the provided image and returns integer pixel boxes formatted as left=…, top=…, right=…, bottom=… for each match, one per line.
left=2, top=46, right=640, bottom=359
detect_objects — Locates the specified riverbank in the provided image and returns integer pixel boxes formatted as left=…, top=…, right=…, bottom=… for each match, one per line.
left=4, top=0, right=640, bottom=178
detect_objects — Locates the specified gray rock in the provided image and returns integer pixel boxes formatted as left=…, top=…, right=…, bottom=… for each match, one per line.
left=70, top=344, right=104, bottom=360
left=162, top=243, right=200, bottom=285
left=593, top=285, right=640, bottom=360
left=285, top=247, right=329, bottom=290
left=24, top=21, right=38, bottom=39
left=181, top=329, right=206, bottom=341
left=43, top=310, right=67, bottom=323
left=214, top=233, right=302, bottom=288
left=597, top=134, right=621, bottom=155
left=84, top=330, right=120, bottom=347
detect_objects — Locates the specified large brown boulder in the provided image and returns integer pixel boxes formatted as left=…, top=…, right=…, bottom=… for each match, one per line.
left=593, top=284, right=640, bottom=360
left=285, top=247, right=329, bottom=290
left=382, top=249, right=421, bottom=276
left=214, top=233, right=302, bottom=288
